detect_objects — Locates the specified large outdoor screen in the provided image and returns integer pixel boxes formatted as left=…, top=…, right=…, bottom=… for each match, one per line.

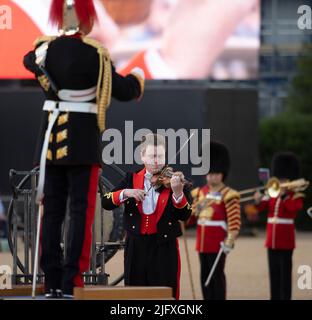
left=0, top=0, right=260, bottom=80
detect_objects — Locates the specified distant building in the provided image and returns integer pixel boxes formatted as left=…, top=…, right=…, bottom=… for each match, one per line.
left=260, top=0, right=312, bottom=117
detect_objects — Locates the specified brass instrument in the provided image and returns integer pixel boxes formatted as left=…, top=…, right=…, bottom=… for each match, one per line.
left=239, top=177, right=310, bottom=203
left=192, top=178, right=310, bottom=213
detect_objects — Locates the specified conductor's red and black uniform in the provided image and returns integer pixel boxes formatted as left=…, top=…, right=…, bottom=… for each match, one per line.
left=101, top=168, right=192, bottom=299
left=23, top=0, right=144, bottom=296
left=255, top=152, right=304, bottom=300
left=189, top=142, right=241, bottom=300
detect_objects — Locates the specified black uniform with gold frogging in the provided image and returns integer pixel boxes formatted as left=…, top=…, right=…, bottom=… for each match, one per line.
left=23, top=33, right=143, bottom=296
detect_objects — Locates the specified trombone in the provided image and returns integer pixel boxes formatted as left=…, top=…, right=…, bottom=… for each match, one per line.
left=192, top=177, right=310, bottom=215
left=239, top=177, right=310, bottom=203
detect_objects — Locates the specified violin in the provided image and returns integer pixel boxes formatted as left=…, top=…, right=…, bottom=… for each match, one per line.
left=150, top=166, right=193, bottom=190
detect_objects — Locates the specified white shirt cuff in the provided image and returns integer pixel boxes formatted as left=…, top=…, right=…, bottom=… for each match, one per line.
left=172, top=193, right=184, bottom=204
left=119, top=189, right=128, bottom=203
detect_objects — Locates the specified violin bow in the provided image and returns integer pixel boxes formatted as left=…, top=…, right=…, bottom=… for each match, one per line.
left=167, top=131, right=196, bottom=167
left=161, top=132, right=197, bottom=299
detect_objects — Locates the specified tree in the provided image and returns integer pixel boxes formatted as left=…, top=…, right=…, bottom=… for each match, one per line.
left=286, top=45, right=312, bottom=115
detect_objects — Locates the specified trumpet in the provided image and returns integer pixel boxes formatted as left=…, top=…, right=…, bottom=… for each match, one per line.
left=239, top=177, right=310, bottom=203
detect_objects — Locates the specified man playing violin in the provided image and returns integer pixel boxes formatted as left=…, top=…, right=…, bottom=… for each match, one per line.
left=101, top=133, right=192, bottom=299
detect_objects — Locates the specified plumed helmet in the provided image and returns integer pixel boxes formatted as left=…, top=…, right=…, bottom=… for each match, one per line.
left=49, top=0, right=97, bottom=35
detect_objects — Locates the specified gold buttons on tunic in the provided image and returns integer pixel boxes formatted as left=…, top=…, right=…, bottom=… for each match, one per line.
left=56, top=129, right=68, bottom=143
left=56, top=146, right=68, bottom=160
left=57, top=113, right=69, bottom=126
left=47, top=149, right=52, bottom=161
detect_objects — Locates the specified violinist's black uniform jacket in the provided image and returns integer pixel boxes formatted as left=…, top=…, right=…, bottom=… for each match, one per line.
left=102, top=168, right=192, bottom=299
left=23, top=34, right=144, bottom=296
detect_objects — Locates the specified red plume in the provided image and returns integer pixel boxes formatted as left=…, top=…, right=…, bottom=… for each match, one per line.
left=75, top=0, right=97, bottom=27
left=49, top=0, right=97, bottom=29
left=49, top=0, right=64, bottom=28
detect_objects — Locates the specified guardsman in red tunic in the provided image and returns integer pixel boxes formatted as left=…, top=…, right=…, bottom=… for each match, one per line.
left=254, top=152, right=304, bottom=300
left=190, top=142, right=241, bottom=300
left=101, top=134, right=192, bottom=300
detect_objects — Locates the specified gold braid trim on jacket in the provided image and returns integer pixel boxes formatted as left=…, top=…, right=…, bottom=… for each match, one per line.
left=83, top=37, right=112, bottom=132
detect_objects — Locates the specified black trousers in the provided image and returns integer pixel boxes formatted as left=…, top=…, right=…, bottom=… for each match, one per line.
left=40, top=165, right=99, bottom=295
left=199, top=252, right=226, bottom=300
left=124, top=234, right=180, bottom=299
left=268, top=249, right=293, bottom=300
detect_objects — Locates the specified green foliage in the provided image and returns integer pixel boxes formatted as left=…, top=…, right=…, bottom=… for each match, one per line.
left=286, top=45, right=312, bottom=115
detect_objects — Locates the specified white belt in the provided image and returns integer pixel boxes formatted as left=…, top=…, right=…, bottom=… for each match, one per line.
left=36, top=99, right=97, bottom=203
left=197, top=220, right=227, bottom=231
left=58, top=87, right=97, bottom=102
left=43, top=100, right=97, bottom=114
left=268, top=217, right=294, bottom=225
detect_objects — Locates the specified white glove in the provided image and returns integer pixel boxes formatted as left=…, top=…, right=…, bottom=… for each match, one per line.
left=35, top=42, right=49, bottom=67
left=131, top=67, right=145, bottom=81
left=221, top=242, right=233, bottom=255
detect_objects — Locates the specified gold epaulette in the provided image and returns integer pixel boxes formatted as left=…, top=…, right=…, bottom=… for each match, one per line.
left=82, top=37, right=104, bottom=50
left=292, top=192, right=305, bottom=200
left=33, top=35, right=57, bottom=47
left=224, top=188, right=240, bottom=203
left=83, top=37, right=112, bottom=132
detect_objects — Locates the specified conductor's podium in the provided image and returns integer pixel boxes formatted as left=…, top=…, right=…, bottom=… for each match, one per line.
left=0, top=285, right=44, bottom=299
left=0, top=285, right=173, bottom=300
left=74, top=286, right=173, bottom=300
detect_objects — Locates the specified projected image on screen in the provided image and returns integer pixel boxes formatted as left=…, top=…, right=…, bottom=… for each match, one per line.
left=0, top=0, right=260, bottom=80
